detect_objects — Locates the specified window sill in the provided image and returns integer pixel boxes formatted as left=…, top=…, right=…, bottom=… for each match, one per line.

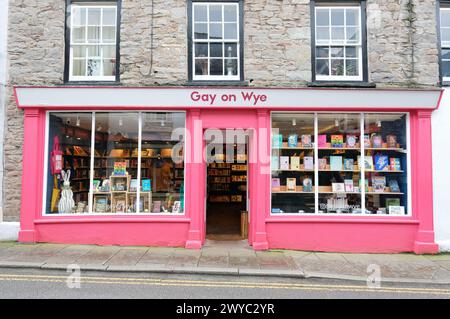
left=307, top=81, right=376, bottom=88
left=441, top=81, right=450, bottom=87
left=185, top=80, right=249, bottom=87
left=63, top=81, right=121, bottom=87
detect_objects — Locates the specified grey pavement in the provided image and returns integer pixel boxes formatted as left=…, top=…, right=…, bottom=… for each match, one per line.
left=1, top=240, right=450, bottom=284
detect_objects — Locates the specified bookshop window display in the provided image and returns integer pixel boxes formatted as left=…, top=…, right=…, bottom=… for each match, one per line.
left=44, top=112, right=185, bottom=215
left=271, top=112, right=409, bottom=216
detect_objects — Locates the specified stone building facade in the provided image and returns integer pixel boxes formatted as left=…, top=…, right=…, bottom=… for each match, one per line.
left=3, top=0, right=441, bottom=221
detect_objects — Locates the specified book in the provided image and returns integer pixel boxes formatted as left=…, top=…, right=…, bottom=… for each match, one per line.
left=287, top=134, right=298, bottom=148
left=280, top=156, right=289, bottom=170
left=372, top=135, right=383, bottom=148
left=360, top=179, right=369, bottom=192
left=303, top=177, right=313, bottom=192
left=319, top=158, right=327, bottom=170
left=344, top=179, right=354, bottom=192
left=374, top=154, right=389, bottom=171
left=301, top=135, right=312, bottom=147
left=358, top=156, right=374, bottom=170
left=343, top=158, right=354, bottom=171
left=286, top=178, right=296, bottom=191
left=318, top=135, right=327, bottom=148
left=372, top=176, right=386, bottom=193
left=330, top=156, right=343, bottom=171
left=304, top=156, right=314, bottom=170
left=364, top=134, right=371, bottom=148
left=331, top=135, right=344, bottom=148
left=115, top=199, right=126, bottom=213
left=386, top=135, right=397, bottom=148
left=113, top=161, right=127, bottom=176
left=346, top=135, right=358, bottom=148
left=332, top=183, right=346, bottom=193
left=290, top=156, right=300, bottom=170
left=388, top=179, right=400, bottom=193
left=92, top=179, right=101, bottom=192
left=272, top=178, right=281, bottom=192
left=390, top=158, right=401, bottom=171
left=129, top=179, right=138, bottom=192
left=389, top=206, right=405, bottom=215
left=271, top=156, right=279, bottom=170
left=272, top=134, right=283, bottom=148
left=152, top=201, right=161, bottom=213
left=172, top=201, right=181, bottom=214
left=386, top=198, right=401, bottom=209
left=142, top=179, right=151, bottom=192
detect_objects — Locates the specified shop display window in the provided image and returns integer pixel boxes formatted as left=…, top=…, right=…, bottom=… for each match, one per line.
left=271, top=112, right=409, bottom=216
left=44, top=112, right=185, bottom=215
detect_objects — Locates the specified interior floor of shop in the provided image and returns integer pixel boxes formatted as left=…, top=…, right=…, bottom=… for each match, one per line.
left=206, top=203, right=245, bottom=240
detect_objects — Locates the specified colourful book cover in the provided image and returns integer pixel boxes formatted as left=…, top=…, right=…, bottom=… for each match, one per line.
left=302, top=178, right=313, bottom=192
left=113, top=161, right=127, bottom=176
left=301, top=135, right=312, bottom=147
left=330, top=156, right=343, bottom=171
left=372, top=135, right=383, bottom=148
left=286, top=178, right=296, bottom=191
left=346, top=135, right=358, bottom=148
left=287, top=134, right=298, bottom=148
left=272, top=178, right=281, bottom=192
left=271, top=156, right=279, bottom=170
left=272, top=134, right=283, bottom=148
left=331, top=135, right=344, bottom=148
left=318, top=135, right=327, bottom=148
left=386, top=198, right=401, bottom=208
left=358, top=156, right=374, bottom=170
left=344, top=179, right=354, bottom=192
left=374, top=154, right=389, bottom=171
left=343, top=158, right=354, bottom=171
left=290, top=156, right=300, bottom=170
left=372, top=176, right=386, bottom=193
left=388, top=179, right=400, bottom=192
left=304, top=156, right=314, bottom=170
left=280, top=156, right=289, bottom=170
left=142, top=179, right=151, bottom=192
left=364, top=134, right=371, bottom=148
left=319, top=158, right=327, bottom=170
left=390, top=158, right=401, bottom=171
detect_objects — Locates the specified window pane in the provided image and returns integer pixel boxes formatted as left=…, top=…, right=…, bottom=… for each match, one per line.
left=72, top=7, right=86, bottom=26
left=316, top=26, right=330, bottom=42
left=102, top=26, right=116, bottom=43
left=195, top=59, right=208, bottom=75
left=103, top=59, right=115, bottom=76
left=88, top=46, right=101, bottom=58
left=345, top=46, right=357, bottom=58
left=87, top=59, right=101, bottom=76
left=315, top=59, right=329, bottom=76
left=331, top=59, right=344, bottom=76
left=224, top=59, right=238, bottom=76
left=210, top=59, right=223, bottom=75
left=271, top=113, right=316, bottom=214
left=224, top=5, right=237, bottom=22
left=330, top=47, right=344, bottom=58
left=318, top=113, right=362, bottom=214
left=210, top=43, right=223, bottom=57
left=331, top=27, right=345, bottom=41
left=441, top=10, right=450, bottom=28
left=194, top=4, right=207, bottom=22
left=87, top=26, right=101, bottom=43
left=141, top=112, right=186, bottom=214
left=224, top=23, right=238, bottom=39
left=442, top=49, right=450, bottom=60
left=209, top=23, right=223, bottom=39
left=102, top=7, right=116, bottom=25
left=346, top=8, right=359, bottom=26
left=45, top=113, right=92, bottom=214
left=316, top=9, right=329, bottom=26
left=72, top=59, right=86, bottom=76
left=346, top=27, right=359, bottom=43
left=443, top=60, right=450, bottom=77
left=195, top=43, right=208, bottom=57
left=441, top=28, right=450, bottom=44
left=194, top=23, right=208, bottom=39
left=346, top=59, right=358, bottom=76
left=88, top=8, right=101, bottom=25
left=331, top=9, right=345, bottom=25
left=73, top=46, right=86, bottom=58
left=72, top=26, right=86, bottom=43
left=209, top=4, right=222, bottom=22
left=316, top=47, right=329, bottom=58
left=224, top=43, right=237, bottom=57
left=364, top=114, right=408, bottom=215
left=103, top=45, right=116, bottom=59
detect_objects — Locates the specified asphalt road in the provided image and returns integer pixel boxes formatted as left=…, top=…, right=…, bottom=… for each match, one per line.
left=0, top=267, right=449, bottom=299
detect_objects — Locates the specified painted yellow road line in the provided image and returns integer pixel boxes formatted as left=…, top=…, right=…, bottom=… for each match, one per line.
left=0, top=274, right=449, bottom=295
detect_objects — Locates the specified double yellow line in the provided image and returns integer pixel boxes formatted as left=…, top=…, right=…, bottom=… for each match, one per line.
left=0, top=273, right=449, bottom=296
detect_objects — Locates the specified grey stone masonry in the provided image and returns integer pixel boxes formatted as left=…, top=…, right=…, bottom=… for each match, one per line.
left=3, top=0, right=441, bottom=220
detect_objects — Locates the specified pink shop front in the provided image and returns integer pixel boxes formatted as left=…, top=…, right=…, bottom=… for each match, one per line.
left=14, top=86, right=443, bottom=253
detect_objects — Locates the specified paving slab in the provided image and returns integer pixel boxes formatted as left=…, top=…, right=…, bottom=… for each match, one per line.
left=198, top=254, right=229, bottom=268
left=0, top=261, right=46, bottom=268
left=295, top=253, right=365, bottom=277
left=256, top=253, right=298, bottom=270
left=108, top=264, right=173, bottom=273
left=167, top=254, right=199, bottom=267
left=239, top=269, right=305, bottom=278
left=43, top=245, right=94, bottom=264
left=137, top=249, right=172, bottom=266
left=106, top=247, right=149, bottom=266
left=0, top=244, right=66, bottom=263
left=73, top=246, right=121, bottom=265
left=229, top=256, right=260, bottom=269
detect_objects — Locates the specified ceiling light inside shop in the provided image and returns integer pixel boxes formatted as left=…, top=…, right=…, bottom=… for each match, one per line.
left=76, top=116, right=80, bottom=127
left=335, top=119, right=339, bottom=127
left=292, top=118, right=296, bottom=126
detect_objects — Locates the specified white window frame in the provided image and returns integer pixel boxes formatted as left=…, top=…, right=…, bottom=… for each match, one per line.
left=314, top=6, right=363, bottom=81
left=69, top=4, right=117, bottom=82
left=440, top=7, right=450, bottom=82
left=192, top=2, right=241, bottom=81
left=269, top=112, right=412, bottom=217
left=42, top=111, right=187, bottom=216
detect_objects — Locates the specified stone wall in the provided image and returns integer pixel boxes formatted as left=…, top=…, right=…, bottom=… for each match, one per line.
left=3, top=0, right=441, bottom=220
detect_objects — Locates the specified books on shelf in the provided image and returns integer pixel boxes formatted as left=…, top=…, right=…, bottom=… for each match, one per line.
left=73, top=146, right=88, bottom=156
left=304, top=156, right=314, bottom=170
left=390, top=158, right=401, bottom=171
left=318, top=135, right=327, bottom=148
left=344, top=179, right=354, bottom=192
left=372, top=176, right=386, bottom=192
left=372, top=135, right=383, bottom=148
left=386, top=198, right=401, bottom=209
left=280, top=156, right=289, bottom=170
left=301, top=135, right=312, bottom=147
left=129, top=179, right=138, bottom=192
left=374, top=154, right=389, bottom=171
left=303, top=177, right=313, bottom=192
left=343, top=158, right=354, bottom=171
left=93, top=180, right=101, bottom=192
left=113, top=161, right=127, bottom=176
left=332, top=182, right=345, bottom=193
left=271, top=156, right=279, bottom=170
left=388, top=179, right=400, bottom=192
left=288, top=134, right=298, bottom=147
left=319, top=158, right=327, bottom=170
left=272, top=134, right=283, bottom=148
left=142, top=179, right=151, bottom=192
left=346, top=135, right=358, bottom=148
left=290, top=156, right=300, bottom=170
left=330, top=156, right=343, bottom=171
left=286, top=178, right=296, bottom=191
left=364, top=134, right=371, bottom=148
left=109, top=149, right=129, bottom=158
left=358, top=155, right=374, bottom=170
left=152, top=201, right=161, bottom=213
left=386, top=135, right=397, bottom=148
left=331, top=135, right=344, bottom=148
left=272, top=178, right=281, bottom=192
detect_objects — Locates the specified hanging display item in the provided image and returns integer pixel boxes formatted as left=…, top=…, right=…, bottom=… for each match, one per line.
left=51, top=135, right=63, bottom=175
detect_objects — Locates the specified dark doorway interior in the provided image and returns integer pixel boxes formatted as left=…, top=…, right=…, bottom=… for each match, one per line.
left=206, top=143, right=247, bottom=240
